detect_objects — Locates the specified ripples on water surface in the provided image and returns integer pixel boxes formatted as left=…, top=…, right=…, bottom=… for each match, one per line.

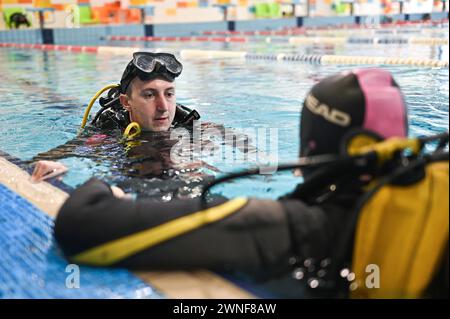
left=0, top=38, right=448, bottom=199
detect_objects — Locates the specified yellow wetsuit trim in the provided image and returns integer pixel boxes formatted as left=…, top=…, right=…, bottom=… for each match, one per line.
left=72, top=197, right=248, bottom=266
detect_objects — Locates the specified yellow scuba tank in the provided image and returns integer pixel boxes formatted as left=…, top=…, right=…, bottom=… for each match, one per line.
left=346, top=134, right=449, bottom=298
left=198, top=131, right=448, bottom=298
left=351, top=161, right=448, bottom=298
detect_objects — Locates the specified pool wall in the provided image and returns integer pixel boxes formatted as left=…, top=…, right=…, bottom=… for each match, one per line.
left=0, top=153, right=255, bottom=299
left=0, top=12, right=448, bottom=46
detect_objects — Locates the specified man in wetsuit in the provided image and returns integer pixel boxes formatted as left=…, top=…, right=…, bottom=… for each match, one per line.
left=54, top=68, right=449, bottom=298
left=30, top=52, right=200, bottom=182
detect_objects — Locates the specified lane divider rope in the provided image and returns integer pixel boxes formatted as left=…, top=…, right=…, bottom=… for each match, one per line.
left=180, top=49, right=449, bottom=68
left=105, top=35, right=448, bottom=46
left=201, top=19, right=448, bottom=36
left=1, top=43, right=447, bottom=68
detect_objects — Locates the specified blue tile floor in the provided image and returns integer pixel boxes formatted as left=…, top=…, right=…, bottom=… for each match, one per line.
left=0, top=183, right=163, bottom=299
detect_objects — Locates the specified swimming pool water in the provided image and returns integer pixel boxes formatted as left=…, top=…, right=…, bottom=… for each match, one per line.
left=108, top=38, right=450, bottom=60
left=0, top=26, right=449, bottom=299
left=105, top=23, right=450, bottom=61
left=0, top=41, right=448, bottom=200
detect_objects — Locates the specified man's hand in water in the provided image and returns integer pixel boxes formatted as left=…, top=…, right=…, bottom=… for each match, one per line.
left=31, top=160, right=68, bottom=182
left=110, top=186, right=133, bottom=200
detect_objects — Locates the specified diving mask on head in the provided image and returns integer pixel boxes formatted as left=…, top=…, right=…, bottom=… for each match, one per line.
left=120, top=52, right=183, bottom=94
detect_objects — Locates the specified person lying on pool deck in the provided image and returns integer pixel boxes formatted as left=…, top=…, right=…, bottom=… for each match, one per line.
left=54, top=68, right=449, bottom=298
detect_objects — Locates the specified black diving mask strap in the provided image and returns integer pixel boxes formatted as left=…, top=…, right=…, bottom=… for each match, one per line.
left=121, top=64, right=176, bottom=94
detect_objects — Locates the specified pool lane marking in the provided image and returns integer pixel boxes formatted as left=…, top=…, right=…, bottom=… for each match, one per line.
left=3, top=43, right=446, bottom=67
left=2, top=42, right=448, bottom=68
left=0, top=156, right=254, bottom=299
left=179, top=49, right=449, bottom=68
left=0, top=43, right=149, bottom=56
left=105, top=35, right=448, bottom=46
left=0, top=42, right=98, bottom=53
left=201, top=27, right=448, bottom=37
left=201, top=20, right=449, bottom=36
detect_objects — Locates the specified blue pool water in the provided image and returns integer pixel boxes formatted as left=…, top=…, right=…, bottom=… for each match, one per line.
left=0, top=30, right=449, bottom=298
left=0, top=46, right=448, bottom=199
left=112, top=40, right=450, bottom=60
left=105, top=23, right=450, bottom=61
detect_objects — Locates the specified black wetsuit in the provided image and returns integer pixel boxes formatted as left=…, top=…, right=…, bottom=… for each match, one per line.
left=28, top=100, right=206, bottom=201
left=31, top=99, right=255, bottom=200
left=32, top=102, right=200, bottom=162
left=54, top=163, right=449, bottom=298
left=54, top=175, right=360, bottom=297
